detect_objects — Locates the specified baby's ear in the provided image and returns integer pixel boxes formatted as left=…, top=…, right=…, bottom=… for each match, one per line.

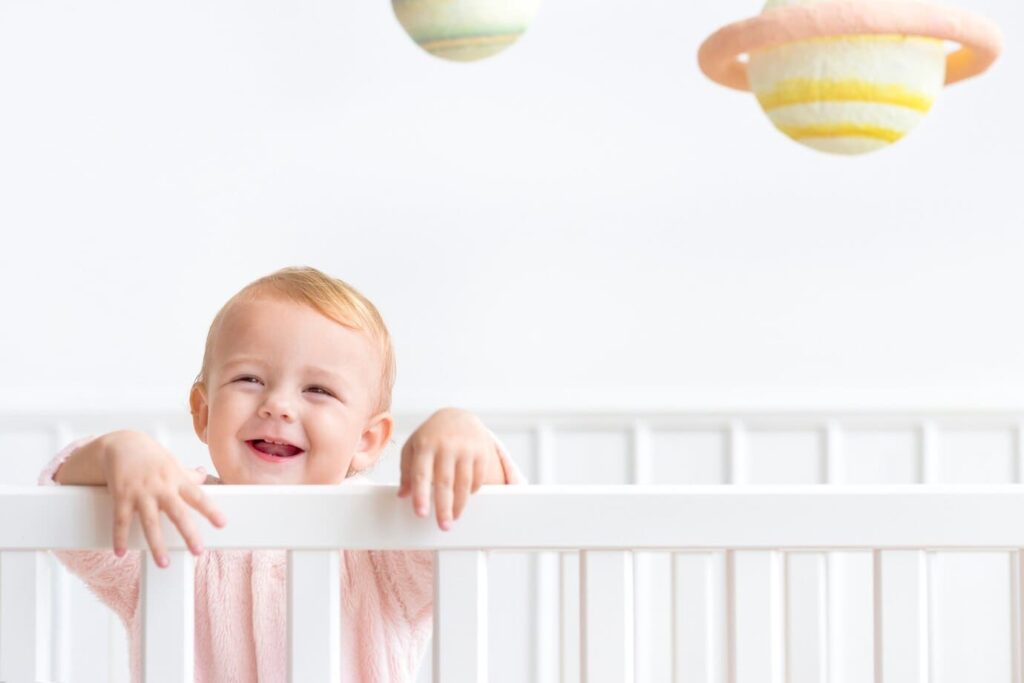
left=351, top=411, right=393, bottom=474
left=189, top=384, right=209, bottom=444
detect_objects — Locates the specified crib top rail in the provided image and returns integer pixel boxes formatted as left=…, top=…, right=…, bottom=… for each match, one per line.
left=5, top=483, right=1024, bottom=551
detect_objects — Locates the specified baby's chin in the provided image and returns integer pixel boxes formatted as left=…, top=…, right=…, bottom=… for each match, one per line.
left=220, top=466, right=345, bottom=486
left=233, top=469, right=307, bottom=485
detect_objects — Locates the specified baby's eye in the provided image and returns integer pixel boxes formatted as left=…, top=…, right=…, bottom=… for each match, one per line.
left=235, top=376, right=261, bottom=384
left=307, top=386, right=333, bottom=397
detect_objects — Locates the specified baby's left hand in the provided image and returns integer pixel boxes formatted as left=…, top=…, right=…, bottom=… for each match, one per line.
left=398, top=407, right=505, bottom=530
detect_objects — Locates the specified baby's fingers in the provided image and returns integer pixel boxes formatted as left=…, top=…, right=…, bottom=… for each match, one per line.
left=180, top=481, right=227, bottom=529
left=410, top=450, right=435, bottom=518
left=451, top=458, right=475, bottom=522
left=112, top=500, right=134, bottom=557
left=138, top=498, right=169, bottom=568
left=471, top=455, right=487, bottom=494
left=434, top=456, right=456, bottom=531
left=397, top=441, right=413, bottom=498
left=163, top=497, right=205, bottom=557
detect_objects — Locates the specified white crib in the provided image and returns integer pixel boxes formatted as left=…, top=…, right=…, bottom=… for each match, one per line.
left=3, top=408, right=1024, bottom=682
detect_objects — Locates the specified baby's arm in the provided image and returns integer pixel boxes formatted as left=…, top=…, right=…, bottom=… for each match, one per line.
left=39, top=435, right=144, bottom=627
left=49, top=430, right=225, bottom=563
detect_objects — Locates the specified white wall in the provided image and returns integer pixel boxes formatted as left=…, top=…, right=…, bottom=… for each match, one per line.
left=2, top=0, right=1023, bottom=414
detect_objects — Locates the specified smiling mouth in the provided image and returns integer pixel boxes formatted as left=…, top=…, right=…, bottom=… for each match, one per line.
left=246, top=440, right=304, bottom=461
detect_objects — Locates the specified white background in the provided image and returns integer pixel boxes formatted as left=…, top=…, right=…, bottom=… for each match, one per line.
left=1, top=0, right=1022, bottom=414
left=1, top=2, right=1022, bottom=679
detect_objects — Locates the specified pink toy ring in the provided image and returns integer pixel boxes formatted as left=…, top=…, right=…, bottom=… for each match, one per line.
left=698, top=0, right=1004, bottom=91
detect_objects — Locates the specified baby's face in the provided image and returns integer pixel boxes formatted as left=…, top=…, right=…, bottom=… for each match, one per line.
left=190, top=296, right=392, bottom=485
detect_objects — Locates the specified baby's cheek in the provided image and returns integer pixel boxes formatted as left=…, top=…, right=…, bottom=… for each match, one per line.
left=207, top=441, right=244, bottom=483
left=305, top=454, right=350, bottom=485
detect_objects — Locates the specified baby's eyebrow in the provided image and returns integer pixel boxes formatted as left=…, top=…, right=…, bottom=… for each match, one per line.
left=222, top=358, right=264, bottom=373
left=222, top=357, right=346, bottom=382
left=302, top=366, right=347, bottom=382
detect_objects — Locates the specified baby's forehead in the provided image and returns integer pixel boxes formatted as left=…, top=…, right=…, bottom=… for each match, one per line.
left=211, top=299, right=382, bottom=379
left=218, top=297, right=356, bottom=344
left=223, top=295, right=306, bottom=323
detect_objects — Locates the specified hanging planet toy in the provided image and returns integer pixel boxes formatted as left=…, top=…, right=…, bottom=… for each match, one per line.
left=393, top=0, right=543, bottom=62
left=698, top=0, right=1003, bottom=155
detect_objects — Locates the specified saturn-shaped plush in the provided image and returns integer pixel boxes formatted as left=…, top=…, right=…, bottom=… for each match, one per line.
left=393, top=0, right=542, bottom=62
left=698, top=0, right=1003, bottom=154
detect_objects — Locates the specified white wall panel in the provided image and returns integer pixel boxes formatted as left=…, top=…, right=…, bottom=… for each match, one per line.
left=0, top=431, right=53, bottom=486
left=843, top=429, right=918, bottom=484
left=649, top=430, right=728, bottom=485
left=745, top=430, right=824, bottom=485
left=553, top=430, right=631, bottom=485
left=937, top=428, right=1016, bottom=483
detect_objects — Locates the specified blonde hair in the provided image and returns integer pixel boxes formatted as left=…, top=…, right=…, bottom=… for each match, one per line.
left=190, top=266, right=396, bottom=416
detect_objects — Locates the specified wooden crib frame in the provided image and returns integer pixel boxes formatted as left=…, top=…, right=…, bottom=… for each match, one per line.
left=3, top=410, right=1024, bottom=682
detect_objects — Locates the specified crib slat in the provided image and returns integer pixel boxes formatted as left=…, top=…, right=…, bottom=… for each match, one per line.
left=288, top=550, right=341, bottom=683
left=0, top=551, right=52, bottom=683
left=560, top=552, right=580, bottom=683
left=630, top=421, right=653, bottom=683
left=671, top=551, right=725, bottom=683
left=533, top=424, right=558, bottom=683
left=786, top=552, right=828, bottom=683
left=140, top=550, right=194, bottom=683
left=433, top=550, right=488, bottom=683
left=1014, top=550, right=1024, bottom=683
left=580, top=550, right=633, bottom=683
left=733, top=550, right=784, bottom=683
left=51, top=553, right=71, bottom=683
left=827, top=551, right=874, bottom=683
left=876, top=550, right=929, bottom=683
left=533, top=551, right=559, bottom=683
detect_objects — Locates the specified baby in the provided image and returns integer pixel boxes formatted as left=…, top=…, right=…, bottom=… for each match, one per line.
left=39, top=266, right=526, bottom=682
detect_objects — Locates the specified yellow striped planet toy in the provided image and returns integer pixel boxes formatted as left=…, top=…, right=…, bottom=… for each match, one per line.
left=393, top=0, right=542, bottom=62
left=698, top=0, right=1003, bottom=155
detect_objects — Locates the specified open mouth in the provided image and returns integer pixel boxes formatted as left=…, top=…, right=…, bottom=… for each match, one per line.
left=246, top=440, right=305, bottom=462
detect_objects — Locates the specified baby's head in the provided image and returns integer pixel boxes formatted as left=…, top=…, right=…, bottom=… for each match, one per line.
left=188, top=266, right=396, bottom=485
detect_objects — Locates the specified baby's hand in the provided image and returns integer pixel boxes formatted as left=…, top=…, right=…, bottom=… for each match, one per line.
left=101, top=431, right=226, bottom=567
left=398, top=408, right=504, bottom=531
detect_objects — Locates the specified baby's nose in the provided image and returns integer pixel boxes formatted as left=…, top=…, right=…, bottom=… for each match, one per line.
left=259, top=399, right=294, bottom=420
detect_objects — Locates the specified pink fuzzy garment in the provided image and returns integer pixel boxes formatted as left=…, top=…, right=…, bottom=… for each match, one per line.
left=38, top=435, right=527, bottom=683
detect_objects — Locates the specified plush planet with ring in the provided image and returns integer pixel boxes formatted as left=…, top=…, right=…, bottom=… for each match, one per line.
left=698, top=0, right=1003, bottom=154
left=392, top=0, right=542, bottom=62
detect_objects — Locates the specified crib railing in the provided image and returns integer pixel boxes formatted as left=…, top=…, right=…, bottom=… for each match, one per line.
left=4, top=484, right=1024, bottom=683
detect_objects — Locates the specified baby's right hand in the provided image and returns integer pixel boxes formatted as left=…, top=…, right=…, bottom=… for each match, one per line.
left=100, top=430, right=227, bottom=567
